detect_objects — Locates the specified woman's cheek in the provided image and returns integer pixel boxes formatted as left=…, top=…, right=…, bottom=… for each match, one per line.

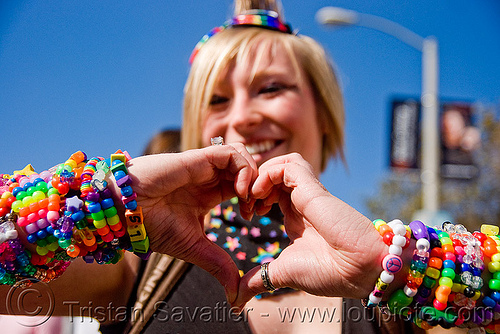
left=201, top=125, right=216, bottom=147
left=273, top=98, right=304, bottom=123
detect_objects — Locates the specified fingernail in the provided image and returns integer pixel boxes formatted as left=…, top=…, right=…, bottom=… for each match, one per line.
left=247, top=198, right=256, bottom=208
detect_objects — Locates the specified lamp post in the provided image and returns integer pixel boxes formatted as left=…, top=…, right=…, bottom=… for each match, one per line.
left=316, top=7, right=440, bottom=216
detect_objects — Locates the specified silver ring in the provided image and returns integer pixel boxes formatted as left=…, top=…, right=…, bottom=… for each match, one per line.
left=261, top=262, right=276, bottom=292
left=210, top=136, right=224, bottom=146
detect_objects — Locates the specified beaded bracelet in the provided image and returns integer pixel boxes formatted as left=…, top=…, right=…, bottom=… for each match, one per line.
left=83, top=158, right=125, bottom=240
left=448, top=224, right=485, bottom=327
left=477, top=225, right=500, bottom=331
left=414, top=227, right=441, bottom=305
left=0, top=150, right=150, bottom=286
left=79, top=157, right=124, bottom=263
left=414, top=223, right=490, bottom=329
left=110, top=150, right=151, bottom=260
left=0, top=214, right=37, bottom=284
left=364, top=219, right=500, bottom=331
left=365, top=219, right=409, bottom=308
left=10, top=171, right=58, bottom=260
left=410, top=227, right=448, bottom=330
left=480, top=226, right=500, bottom=333
left=387, top=220, right=430, bottom=315
left=431, top=226, right=457, bottom=312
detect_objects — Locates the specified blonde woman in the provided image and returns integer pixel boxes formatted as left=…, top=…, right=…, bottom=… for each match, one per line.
left=140, top=0, right=420, bottom=333
left=0, top=1, right=467, bottom=333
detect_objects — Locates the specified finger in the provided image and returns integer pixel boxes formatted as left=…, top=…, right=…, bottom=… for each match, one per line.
left=253, top=181, right=292, bottom=215
left=233, top=266, right=264, bottom=309
left=238, top=197, right=255, bottom=221
left=184, top=236, right=241, bottom=304
left=254, top=200, right=274, bottom=216
left=254, top=162, right=322, bottom=206
left=262, top=187, right=284, bottom=207
left=251, top=153, right=313, bottom=199
left=252, top=164, right=285, bottom=199
left=206, top=145, right=256, bottom=200
left=234, top=260, right=284, bottom=310
left=257, top=153, right=313, bottom=179
left=227, top=143, right=258, bottom=199
left=239, top=208, right=254, bottom=222
left=227, top=142, right=258, bottom=178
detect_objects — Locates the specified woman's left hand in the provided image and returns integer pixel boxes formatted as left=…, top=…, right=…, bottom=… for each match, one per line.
left=235, top=153, right=387, bottom=309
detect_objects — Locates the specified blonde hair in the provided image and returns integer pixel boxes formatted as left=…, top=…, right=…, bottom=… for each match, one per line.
left=182, top=2, right=344, bottom=171
left=234, top=0, right=284, bottom=18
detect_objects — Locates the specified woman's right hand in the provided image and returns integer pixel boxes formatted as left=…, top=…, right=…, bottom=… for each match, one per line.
left=122, top=143, right=257, bottom=303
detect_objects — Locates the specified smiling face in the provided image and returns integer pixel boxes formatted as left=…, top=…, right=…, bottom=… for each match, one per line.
left=183, top=28, right=344, bottom=174
left=200, top=42, right=324, bottom=175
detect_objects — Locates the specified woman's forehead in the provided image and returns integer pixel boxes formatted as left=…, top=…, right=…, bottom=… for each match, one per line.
left=220, top=43, right=300, bottom=84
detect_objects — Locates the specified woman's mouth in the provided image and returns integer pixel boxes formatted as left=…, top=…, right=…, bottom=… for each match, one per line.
left=245, top=140, right=283, bottom=155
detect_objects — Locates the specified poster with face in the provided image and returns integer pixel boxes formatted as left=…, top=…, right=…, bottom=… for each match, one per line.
left=389, top=99, right=479, bottom=179
left=440, top=103, right=480, bottom=179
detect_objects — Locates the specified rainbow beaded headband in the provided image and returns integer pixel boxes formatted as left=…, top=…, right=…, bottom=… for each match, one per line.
left=189, top=9, right=293, bottom=64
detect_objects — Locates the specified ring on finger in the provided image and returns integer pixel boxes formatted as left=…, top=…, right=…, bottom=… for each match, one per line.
left=211, top=136, right=224, bottom=146
left=261, top=262, right=277, bottom=292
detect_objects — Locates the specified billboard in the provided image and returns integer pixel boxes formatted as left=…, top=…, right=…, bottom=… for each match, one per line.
left=389, top=99, right=480, bottom=179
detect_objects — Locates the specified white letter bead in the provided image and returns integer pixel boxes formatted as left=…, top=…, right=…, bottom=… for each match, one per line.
left=388, top=219, right=404, bottom=229
left=416, top=238, right=431, bottom=252
left=380, top=270, right=395, bottom=284
left=392, top=224, right=407, bottom=236
left=389, top=244, right=403, bottom=256
left=392, top=235, right=407, bottom=247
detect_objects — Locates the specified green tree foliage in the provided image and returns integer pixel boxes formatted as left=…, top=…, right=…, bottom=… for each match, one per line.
left=366, top=106, right=500, bottom=231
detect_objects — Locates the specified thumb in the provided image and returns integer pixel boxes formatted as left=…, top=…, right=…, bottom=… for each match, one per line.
left=186, top=237, right=241, bottom=304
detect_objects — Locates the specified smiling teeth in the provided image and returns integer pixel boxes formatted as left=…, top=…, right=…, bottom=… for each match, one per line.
left=246, top=140, right=276, bottom=155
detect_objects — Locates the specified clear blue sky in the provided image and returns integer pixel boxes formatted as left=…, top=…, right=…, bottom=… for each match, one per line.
left=1, top=0, right=499, bottom=216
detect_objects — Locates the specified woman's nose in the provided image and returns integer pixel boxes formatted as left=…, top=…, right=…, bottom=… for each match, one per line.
left=227, top=96, right=263, bottom=133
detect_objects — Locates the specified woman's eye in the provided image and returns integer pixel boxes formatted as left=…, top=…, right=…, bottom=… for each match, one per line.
left=258, top=83, right=289, bottom=95
left=209, top=95, right=229, bottom=106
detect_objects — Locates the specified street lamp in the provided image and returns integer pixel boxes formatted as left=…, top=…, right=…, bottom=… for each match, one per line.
left=316, top=7, right=440, bottom=218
